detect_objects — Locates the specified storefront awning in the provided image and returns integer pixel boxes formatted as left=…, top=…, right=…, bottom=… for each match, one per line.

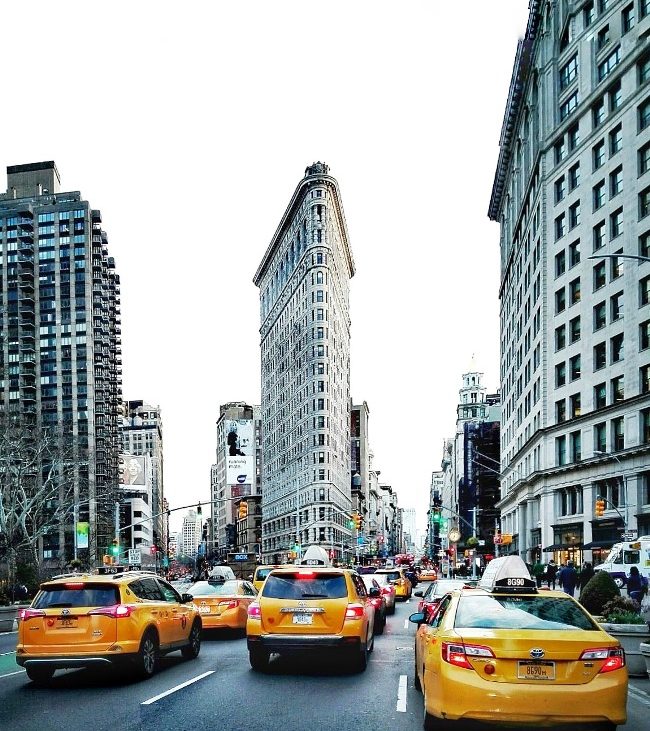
left=582, top=540, right=617, bottom=550
left=542, top=543, right=583, bottom=552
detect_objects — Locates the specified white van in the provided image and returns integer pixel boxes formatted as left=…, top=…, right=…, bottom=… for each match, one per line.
left=597, top=536, right=650, bottom=588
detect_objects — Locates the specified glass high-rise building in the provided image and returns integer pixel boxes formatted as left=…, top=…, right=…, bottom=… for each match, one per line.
left=0, top=161, right=122, bottom=567
left=254, top=162, right=355, bottom=563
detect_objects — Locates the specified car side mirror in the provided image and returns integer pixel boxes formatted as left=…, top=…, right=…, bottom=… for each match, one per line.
left=409, top=611, right=426, bottom=625
left=414, top=590, right=423, bottom=597
left=368, top=587, right=380, bottom=598
left=181, top=593, right=194, bottom=603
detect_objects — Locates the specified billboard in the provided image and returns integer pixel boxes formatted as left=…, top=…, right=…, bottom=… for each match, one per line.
left=231, top=483, right=252, bottom=498
left=75, top=522, right=89, bottom=549
left=225, top=419, right=254, bottom=457
left=226, top=455, right=255, bottom=486
left=119, top=454, right=146, bottom=486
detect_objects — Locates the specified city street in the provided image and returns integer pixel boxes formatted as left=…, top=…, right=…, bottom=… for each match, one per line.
left=1, top=590, right=649, bottom=731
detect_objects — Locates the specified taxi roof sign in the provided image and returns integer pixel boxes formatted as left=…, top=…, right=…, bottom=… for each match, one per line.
left=296, top=545, right=331, bottom=567
left=478, top=556, right=537, bottom=594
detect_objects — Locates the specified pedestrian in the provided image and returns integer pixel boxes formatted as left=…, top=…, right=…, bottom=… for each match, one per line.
left=531, top=560, right=545, bottom=588
left=559, top=560, right=578, bottom=596
left=546, top=560, right=558, bottom=589
left=627, top=566, right=648, bottom=603
left=578, top=561, right=595, bottom=592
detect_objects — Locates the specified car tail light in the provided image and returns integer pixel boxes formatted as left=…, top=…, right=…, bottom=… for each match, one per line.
left=87, top=604, right=133, bottom=618
left=345, top=604, right=365, bottom=620
left=297, top=571, right=316, bottom=578
left=442, top=641, right=495, bottom=670
left=218, top=599, right=239, bottom=610
left=579, top=647, right=625, bottom=673
left=64, top=582, right=85, bottom=589
left=248, top=603, right=261, bottom=619
left=18, top=608, right=46, bottom=621
left=381, top=586, right=393, bottom=595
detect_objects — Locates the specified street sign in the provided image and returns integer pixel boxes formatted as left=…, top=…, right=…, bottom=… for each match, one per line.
left=128, top=548, right=142, bottom=565
left=233, top=553, right=249, bottom=561
left=621, top=532, right=636, bottom=540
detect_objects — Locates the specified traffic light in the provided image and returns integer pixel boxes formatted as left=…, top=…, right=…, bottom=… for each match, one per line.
left=354, top=513, right=362, bottom=530
left=150, top=545, right=157, bottom=555
left=595, top=498, right=605, bottom=517
left=238, top=501, right=249, bottom=519
left=348, top=513, right=356, bottom=529
left=197, top=503, right=202, bottom=517
left=432, top=508, right=441, bottom=524
left=110, top=538, right=119, bottom=557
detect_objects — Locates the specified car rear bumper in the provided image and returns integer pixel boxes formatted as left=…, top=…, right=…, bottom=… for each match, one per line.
left=248, top=634, right=362, bottom=653
left=16, top=653, right=139, bottom=670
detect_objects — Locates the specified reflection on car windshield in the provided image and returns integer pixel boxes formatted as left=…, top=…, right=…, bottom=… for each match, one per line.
left=34, top=585, right=120, bottom=609
left=262, top=574, right=347, bottom=599
left=455, top=595, right=598, bottom=631
left=377, top=572, right=400, bottom=582
left=189, top=580, right=240, bottom=596
left=431, top=581, right=467, bottom=596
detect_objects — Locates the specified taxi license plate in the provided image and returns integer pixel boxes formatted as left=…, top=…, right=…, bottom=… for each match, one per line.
left=292, top=613, right=313, bottom=625
left=518, top=660, right=555, bottom=680
left=57, top=618, right=77, bottom=628
left=198, top=606, right=211, bottom=614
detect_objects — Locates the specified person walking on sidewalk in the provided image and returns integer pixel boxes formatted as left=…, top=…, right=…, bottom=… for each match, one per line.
left=559, top=561, right=578, bottom=596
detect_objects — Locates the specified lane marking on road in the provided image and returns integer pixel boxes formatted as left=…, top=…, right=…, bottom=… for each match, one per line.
left=0, top=632, right=17, bottom=636
left=403, top=619, right=408, bottom=629
left=141, top=671, right=215, bottom=705
left=628, top=686, right=650, bottom=708
left=0, top=651, right=16, bottom=657
left=396, top=674, right=407, bottom=712
left=0, top=670, right=25, bottom=679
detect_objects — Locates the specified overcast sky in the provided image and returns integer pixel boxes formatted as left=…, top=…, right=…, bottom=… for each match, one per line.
left=1, top=1, right=529, bottom=535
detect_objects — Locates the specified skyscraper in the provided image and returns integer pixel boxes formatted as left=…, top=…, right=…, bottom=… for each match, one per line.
left=0, top=161, right=122, bottom=567
left=253, top=162, right=355, bottom=563
left=489, top=2, right=650, bottom=564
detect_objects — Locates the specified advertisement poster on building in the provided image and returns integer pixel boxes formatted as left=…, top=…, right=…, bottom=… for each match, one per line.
left=226, top=455, right=255, bottom=487
left=75, top=522, right=89, bottom=549
left=225, top=419, right=254, bottom=456
left=119, top=454, right=146, bottom=486
left=231, top=484, right=252, bottom=498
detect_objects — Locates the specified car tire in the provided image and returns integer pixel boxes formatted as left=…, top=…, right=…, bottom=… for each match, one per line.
left=249, top=647, right=270, bottom=672
left=375, top=612, right=385, bottom=635
left=181, top=621, right=201, bottom=660
left=134, top=629, right=158, bottom=679
left=388, top=603, right=396, bottom=615
left=593, top=724, right=617, bottom=731
left=26, top=666, right=54, bottom=685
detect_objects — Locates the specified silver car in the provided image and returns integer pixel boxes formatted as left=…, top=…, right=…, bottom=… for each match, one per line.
left=368, top=572, right=396, bottom=614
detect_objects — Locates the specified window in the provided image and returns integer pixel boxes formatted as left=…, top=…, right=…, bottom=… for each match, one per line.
left=560, top=92, right=578, bottom=121
left=593, top=140, right=605, bottom=170
left=639, top=143, right=650, bottom=176
left=569, top=163, right=580, bottom=190
left=599, top=0, right=611, bottom=11
left=622, top=3, right=635, bottom=33
left=598, top=48, right=620, bottom=83
left=554, top=138, right=567, bottom=165
left=642, top=275, right=650, bottom=306
left=560, top=56, right=578, bottom=90
left=555, top=250, right=566, bottom=277
left=643, top=0, right=650, bottom=19
left=609, top=81, right=622, bottom=111
left=594, top=422, right=607, bottom=452
left=594, top=260, right=606, bottom=289
left=611, top=375, right=624, bottom=402
left=570, top=315, right=581, bottom=342
left=594, top=342, right=607, bottom=370
left=555, top=324, right=566, bottom=351
left=611, top=290, right=624, bottom=320
left=569, top=277, right=581, bottom=304
left=612, top=416, right=624, bottom=450
left=642, top=364, right=650, bottom=394
left=610, top=207, right=623, bottom=238
left=568, top=124, right=580, bottom=151
left=555, top=213, right=566, bottom=240
left=571, top=430, right=582, bottom=462
left=592, top=98, right=606, bottom=128
left=595, top=382, right=607, bottom=409
left=609, top=125, right=623, bottom=155
left=593, top=220, right=606, bottom=250
left=570, top=354, right=581, bottom=380
left=569, top=201, right=580, bottom=228
left=555, top=175, right=566, bottom=203
left=642, top=231, right=650, bottom=259
left=555, top=287, right=566, bottom=313
left=556, top=361, right=567, bottom=387
left=640, top=186, right=650, bottom=219
left=640, top=319, right=650, bottom=350
left=556, top=399, right=567, bottom=423
left=556, top=435, right=567, bottom=466
left=609, top=166, right=623, bottom=197
left=639, top=54, right=650, bottom=85
left=584, top=2, right=595, bottom=27
left=597, top=25, right=610, bottom=52
left=611, top=332, right=624, bottom=362
left=611, top=250, right=624, bottom=280
left=639, top=99, right=650, bottom=132
left=569, top=239, right=580, bottom=267
left=641, top=409, right=650, bottom=444
left=593, top=180, right=606, bottom=210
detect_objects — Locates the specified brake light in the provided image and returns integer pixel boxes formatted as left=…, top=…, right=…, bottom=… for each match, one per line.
left=381, top=586, right=394, bottom=595
left=218, top=599, right=239, bottom=610
left=18, top=608, right=45, bottom=621
left=296, top=571, right=316, bottom=578
left=442, top=641, right=495, bottom=670
left=248, top=603, right=261, bottom=619
left=580, top=647, right=625, bottom=673
left=87, top=604, right=133, bottom=618
left=345, top=604, right=365, bottom=620
left=64, top=582, right=85, bottom=589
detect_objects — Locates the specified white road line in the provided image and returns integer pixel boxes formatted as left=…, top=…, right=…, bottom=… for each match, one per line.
left=0, top=651, right=16, bottom=657
left=141, top=671, right=215, bottom=705
left=396, top=674, right=408, bottom=712
left=628, top=686, right=650, bottom=708
left=403, top=619, right=408, bottom=630
left=0, top=670, right=25, bottom=679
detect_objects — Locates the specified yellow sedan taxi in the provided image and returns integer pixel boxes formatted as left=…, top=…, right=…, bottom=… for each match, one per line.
left=410, top=556, right=627, bottom=730
left=246, top=547, right=377, bottom=672
left=187, top=578, right=257, bottom=630
left=374, top=567, right=412, bottom=600
left=252, top=564, right=291, bottom=593
left=16, top=569, right=202, bottom=684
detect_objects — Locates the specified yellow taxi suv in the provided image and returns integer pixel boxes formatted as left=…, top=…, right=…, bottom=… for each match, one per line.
left=246, top=548, right=376, bottom=672
left=15, top=569, right=202, bottom=684
left=187, top=578, right=257, bottom=631
left=410, top=556, right=627, bottom=730
left=374, top=567, right=412, bottom=600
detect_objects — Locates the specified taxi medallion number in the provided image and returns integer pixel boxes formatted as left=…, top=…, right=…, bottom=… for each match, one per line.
left=292, top=613, right=313, bottom=625
left=517, top=660, right=555, bottom=680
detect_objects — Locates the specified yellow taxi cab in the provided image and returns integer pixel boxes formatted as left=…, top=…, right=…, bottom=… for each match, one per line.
left=252, top=564, right=292, bottom=593
left=15, top=569, right=202, bottom=684
left=410, top=556, right=628, bottom=730
left=246, top=546, right=377, bottom=672
left=187, top=578, right=257, bottom=630
left=374, top=567, right=412, bottom=600
left=418, top=568, right=438, bottom=582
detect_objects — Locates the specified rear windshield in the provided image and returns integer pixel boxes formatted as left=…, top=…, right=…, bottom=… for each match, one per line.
left=189, top=580, right=240, bottom=596
left=357, top=567, right=377, bottom=575
left=377, top=571, right=400, bottom=582
left=262, top=573, right=347, bottom=599
left=34, top=584, right=120, bottom=609
left=455, top=595, right=598, bottom=631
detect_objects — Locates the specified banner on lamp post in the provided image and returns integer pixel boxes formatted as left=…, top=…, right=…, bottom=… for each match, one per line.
left=76, top=522, right=89, bottom=549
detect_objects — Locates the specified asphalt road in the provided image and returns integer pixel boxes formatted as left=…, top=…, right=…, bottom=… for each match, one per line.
left=0, top=589, right=649, bottom=731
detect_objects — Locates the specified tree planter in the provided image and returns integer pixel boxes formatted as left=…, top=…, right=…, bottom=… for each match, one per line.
left=641, top=643, right=650, bottom=678
left=600, top=623, right=650, bottom=677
